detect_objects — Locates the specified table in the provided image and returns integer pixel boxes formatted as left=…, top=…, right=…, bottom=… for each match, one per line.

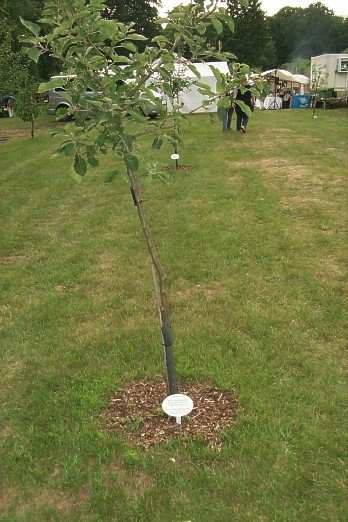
left=264, top=95, right=282, bottom=110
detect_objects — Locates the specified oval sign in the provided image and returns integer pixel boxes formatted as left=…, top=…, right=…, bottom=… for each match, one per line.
left=162, top=393, right=194, bottom=418
left=170, top=153, right=180, bottom=160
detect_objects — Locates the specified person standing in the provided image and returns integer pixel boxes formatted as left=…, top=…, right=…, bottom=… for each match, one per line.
left=219, top=98, right=234, bottom=132
left=235, top=85, right=254, bottom=133
left=283, top=90, right=291, bottom=109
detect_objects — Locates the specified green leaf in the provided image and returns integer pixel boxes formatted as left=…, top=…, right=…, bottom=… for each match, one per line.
left=121, top=42, right=137, bottom=53
left=112, top=54, right=132, bottom=64
left=23, top=47, right=42, bottom=63
left=20, top=17, right=40, bottom=36
left=152, top=137, right=163, bottom=150
left=152, top=35, right=170, bottom=46
left=218, top=97, right=232, bottom=109
left=126, top=33, right=148, bottom=41
left=128, top=110, right=147, bottom=123
left=38, top=77, right=66, bottom=93
left=104, top=170, right=120, bottom=183
left=227, top=18, right=235, bottom=33
left=235, top=100, right=252, bottom=117
left=196, top=23, right=206, bottom=35
left=98, top=20, right=118, bottom=40
left=73, top=154, right=87, bottom=176
left=125, top=154, right=139, bottom=172
left=58, top=142, right=75, bottom=156
left=187, top=63, right=201, bottom=78
left=87, top=147, right=98, bottom=167
left=211, top=18, right=223, bottom=35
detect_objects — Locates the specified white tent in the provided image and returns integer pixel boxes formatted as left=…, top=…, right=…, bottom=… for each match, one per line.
left=292, top=74, right=310, bottom=85
left=159, top=61, right=229, bottom=114
left=261, top=69, right=309, bottom=85
left=261, top=69, right=295, bottom=82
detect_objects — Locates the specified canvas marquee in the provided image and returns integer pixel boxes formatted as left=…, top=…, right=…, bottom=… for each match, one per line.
left=155, top=61, right=229, bottom=114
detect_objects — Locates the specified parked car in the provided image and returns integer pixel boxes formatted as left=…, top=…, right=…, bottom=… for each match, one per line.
left=47, top=75, right=163, bottom=119
left=0, top=95, right=15, bottom=118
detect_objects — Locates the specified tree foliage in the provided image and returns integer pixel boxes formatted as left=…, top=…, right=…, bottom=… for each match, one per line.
left=3, top=0, right=348, bottom=82
left=269, top=2, right=348, bottom=66
left=225, top=0, right=276, bottom=68
left=103, top=0, right=160, bottom=42
left=0, top=22, right=27, bottom=96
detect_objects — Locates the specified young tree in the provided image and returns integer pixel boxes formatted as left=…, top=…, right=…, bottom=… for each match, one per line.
left=22, top=0, right=247, bottom=395
left=311, top=63, right=328, bottom=119
left=15, top=69, right=41, bottom=138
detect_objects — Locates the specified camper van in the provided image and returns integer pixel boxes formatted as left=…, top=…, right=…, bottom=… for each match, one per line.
left=47, top=75, right=161, bottom=118
left=311, top=54, right=348, bottom=94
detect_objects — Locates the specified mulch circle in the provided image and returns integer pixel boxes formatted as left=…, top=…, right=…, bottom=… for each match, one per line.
left=100, top=380, right=238, bottom=449
left=163, top=164, right=192, bottom=172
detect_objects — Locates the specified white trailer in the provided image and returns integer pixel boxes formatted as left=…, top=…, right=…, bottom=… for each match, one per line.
left=311, top=54, right=348, bottom=94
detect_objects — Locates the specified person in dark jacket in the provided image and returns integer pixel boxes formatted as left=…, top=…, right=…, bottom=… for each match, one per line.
left=235, top=85, right=254, bottom=133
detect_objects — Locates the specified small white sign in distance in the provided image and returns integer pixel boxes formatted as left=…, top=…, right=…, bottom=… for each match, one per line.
left=170, top=153, right=180, bottom=160
left=162, top=393, right=194, bottom=425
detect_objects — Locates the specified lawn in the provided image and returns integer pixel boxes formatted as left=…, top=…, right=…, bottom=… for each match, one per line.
left=0, top=109, right=347, bottom=521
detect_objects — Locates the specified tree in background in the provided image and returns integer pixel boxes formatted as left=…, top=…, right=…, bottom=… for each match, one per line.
left=1, top=0, right=58, bottom=80
left=1, top=0, right=45, bottom=45
left=281, top=57, right=311, bottom=76
left=0, top=19, right=41, bottom=131
left=103, top=0, right=160, bottom=42
left=0, top=22, right=25, bottom=96
left=225, top=0, right=276, bottom=68
left=270, top=3, right=348, bottom=66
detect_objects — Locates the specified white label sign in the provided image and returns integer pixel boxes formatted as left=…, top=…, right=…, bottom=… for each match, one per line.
left=171, top=153, right=180, bottom=160
left=162, top=393, right=194, bottom=424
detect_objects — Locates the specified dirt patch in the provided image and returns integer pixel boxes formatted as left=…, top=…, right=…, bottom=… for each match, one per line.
left=105, top=461, right=153, bottom=498
left=55, top=284, right=80, bottom=294
left=227, top=157, right=300, bottom=173
left=174, top=280, right=226, bottom=302
left=0, top=425, right=13, bottom=440
left=315, top=255, right=346, bottom=281
left=100, top=380, right=238, bottom=450
left=0, top=487, right=19, bottom=515
left=14, top=487, right=89, bottom=518
left=0, top=255, right=30, bottom=265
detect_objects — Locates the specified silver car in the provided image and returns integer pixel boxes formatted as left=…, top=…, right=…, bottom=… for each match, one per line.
left=47, top=75, right=162, bottom=118
left=47, top=76, right=94, bottom=116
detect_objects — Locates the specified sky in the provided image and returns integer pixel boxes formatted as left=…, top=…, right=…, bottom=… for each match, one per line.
left=159, top=1, right=348, bottom=17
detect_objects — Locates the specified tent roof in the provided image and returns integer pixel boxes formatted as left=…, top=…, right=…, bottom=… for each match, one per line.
left=261, top=69, right=295, bottom=82
left=174, top=61, right=229, bottom=78
left=292, top=74, right=310, bottom=84
left=261, top=69, right=310, bottom=84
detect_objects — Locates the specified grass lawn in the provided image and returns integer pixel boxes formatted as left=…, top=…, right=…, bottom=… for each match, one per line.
left=0, top=109, right=347, bottom=521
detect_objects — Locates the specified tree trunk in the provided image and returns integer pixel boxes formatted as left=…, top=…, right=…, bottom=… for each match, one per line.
left=126, top=167, right=177, bottom=395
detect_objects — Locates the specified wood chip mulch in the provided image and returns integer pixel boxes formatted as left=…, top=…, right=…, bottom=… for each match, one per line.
left=100, top=380, right=238, bottom=449
left=163, top=165, right=192, bottom=172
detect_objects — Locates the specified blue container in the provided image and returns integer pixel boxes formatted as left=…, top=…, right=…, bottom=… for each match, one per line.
left=291, top=94, right=311, bottom=109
